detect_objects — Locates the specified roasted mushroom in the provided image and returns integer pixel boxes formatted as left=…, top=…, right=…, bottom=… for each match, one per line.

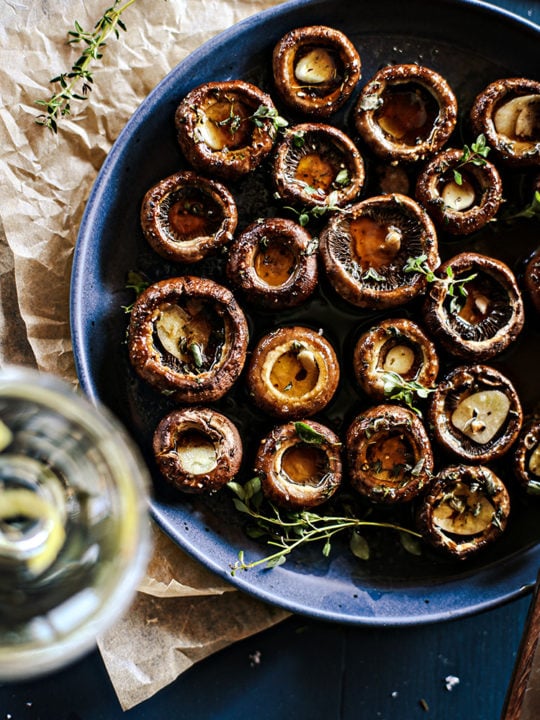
left=417, top=464, right=510, bottom=559
left=354, top=63, right=458, bottom=163
left=140, top=171, right=238, bottom=263
left=153, top=407, right=243, bottom=494
left=273, top=122, right=365, bottom=210
left=415, top=147, right=503, bottom=236
left=353, top=318, right=439, bottom=402
left=422, top=252, right=525, bottom=361
left=225, top=217, right=318, bottom=310
left=254, top=419, right=342, bottom=510
left=470, top=77, right=540, bottom=167
left=429, top=364, right=523, bottom=463
left=175, top=80, right=279, bottom=181
left=272, top=25, right=361, bottom=118
left=319, top=193, right=439, bottom=309
left=246, top=326, right=340, bottom=420
left=128, top=276, right=249, bottom=403
left=513, top=416, right=540, bottom=495
left=524, top=247, right=540, bottom=314
left=345, top=404, right=434, bottom=504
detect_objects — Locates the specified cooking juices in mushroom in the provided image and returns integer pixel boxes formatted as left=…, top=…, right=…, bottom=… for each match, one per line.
left=273, top=122, right=365, bottom=209
left=429, top=364, right=523, bottom=463
left=128, top=276, right=249, bottom=403
left=153, top=407, right=243, bottom=494
left=272, top=25, right=361, bottom=118
left=353, top=318, right=439, bottom=402
left=246, top=326, right=340, bottom=420
left=346, top=404, right=434, bottom=504
left=254, top=420, right=342, bottom=510
left=415, top=147, right=503, bottom=236
left=225, top=217, right=318, bottom=309
left=354, top=63, right=458, bottom=163
left=470, top=77, right=540, bottom=167
left=417, top=464, right=510, bottom=559
left=319, top=193, right=439, bottom=309
left=140, top=171, right=238, bottom=263
left=422, top=252, right=525, bottom=361
left=175, top=80, right=278, bottom=181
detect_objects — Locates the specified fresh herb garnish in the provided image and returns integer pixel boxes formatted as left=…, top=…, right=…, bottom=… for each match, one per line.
left=381, top=370, right=435, bottom=416
left=122, top=270, right=149, bottom=313
left=286, top=190, right=348, bottom=227
left=250, top=104, right=289, bottom=131
left=189, top=342, right=204, bottom=369
left=35, top=0, right=137, bottom=133
left=404, top=254, right=477, bottom=313
left=500, top=190, right=540, bottom=223
left=453, top=134, right=490, bottom=186
left=294, top=421, right=327, bottom=445
left=227, top=477, right=421, bottom=573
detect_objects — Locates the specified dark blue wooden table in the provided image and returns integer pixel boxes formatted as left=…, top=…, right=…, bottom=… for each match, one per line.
left=1, top=1, right=538, bottom=718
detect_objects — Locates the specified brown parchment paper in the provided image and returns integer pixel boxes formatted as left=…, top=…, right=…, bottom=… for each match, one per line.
left=0, top=0, right=290, bottom=710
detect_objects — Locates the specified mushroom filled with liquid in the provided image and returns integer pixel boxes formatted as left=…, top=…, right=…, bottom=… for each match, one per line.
left=175, top=80, right=279, bottom=181
left=422, top=252, right=525, bottom=361
left=140, top=171, right=238, bottom=263
left=417, top=464, right=510, bottom=559
left=345, top=404, right=434, bottom=504
left=153, top=407, right=243, bottom=494
left=513, top=416, right=540, bottom=495
left=429, top=364, right=523, bottom=464
left=319, top=193, right=439, bottom=309
left=272, top=25, right=361, bottom=118
left=470, top=77, right=540, bottom=167
left=354, top=63, right=458, bottom=164
left=415, top=146, right=503, bottom=236
left=128, top=276, right=249, bottom=403
left=255, top=419, right=342, bottom=510
left=246, top=325, right=340, bottom=420
left=225, top=217, right=318, bottom=310
left=273, top=122, right=365, bottom=210
left=353, top=317, right=439, bottom=402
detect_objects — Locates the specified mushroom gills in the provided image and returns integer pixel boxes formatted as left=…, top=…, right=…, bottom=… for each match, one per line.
left=451, top=390, right=510, bottom=445
left=294, top=47, right=337, bottom=85
left=433, top=482, right=496, bottom=535
left=493, top=95, right=540, bottom=140
left=174, top=429, right=218, bottom=474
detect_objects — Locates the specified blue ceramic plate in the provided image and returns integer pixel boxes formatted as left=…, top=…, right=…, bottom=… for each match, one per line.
left=71, top=0, right=540, bottom=625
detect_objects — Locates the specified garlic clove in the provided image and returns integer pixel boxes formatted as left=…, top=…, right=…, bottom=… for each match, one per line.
left=451, top=390, right=510, bottom=445
left=295, top=48, right=336, bottom=85
left=441, top=177, right=476, bottom=211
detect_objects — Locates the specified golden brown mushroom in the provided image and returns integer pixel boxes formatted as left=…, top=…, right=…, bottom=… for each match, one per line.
left=140, top=171, right=238, bottom=263
left=417, top=464, right=510, bottom=559
left=319, top=193, right=439, bottom=310
left=246, top=325, right=340, bottom=420
left=524, top=247, right=540, bottom=314
left=128, top=276, right=249, bottom=403
left=353, top=318, right=439, bottom=402
left=153, top=407, right=243, bottom=494
left=415, top=147, right=503, bottom=236
left=354, top=63, right=458, bottom=163
left=175, top=80, right=279, bottom=181
left=254, top=419, right=342, bottom=510
left=272, top=122, right=365, bottom=210
left=345, top=404, right=434, bottom=504
left=429, top=364, right=523, bottom=464
left=422, top=252, right=525, bottom=361
left=272, top=25, right=361, bottom=118
left=513, top=416, right=540, bottom=495
left=225, top=217, right=318, bottom=309
left=470, top=77, right=540, bottom=167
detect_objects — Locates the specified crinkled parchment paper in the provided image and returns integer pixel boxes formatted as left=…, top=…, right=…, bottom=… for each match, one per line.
left=0, top=0, right=289, bottom=709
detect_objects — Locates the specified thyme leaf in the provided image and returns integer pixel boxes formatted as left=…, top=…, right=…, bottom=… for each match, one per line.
left=227, top=480, right=421, bottom=574
left=452, top=134, right=490, bottom=186
left=122, top=269, right=149, bottom=313
left=35, top=0, right=138, bottom=133
left=404, top=254, right=477, bottom=313
left=500, top=190, right=540, bottom=223
left=380, top=370, right=435, bottom=416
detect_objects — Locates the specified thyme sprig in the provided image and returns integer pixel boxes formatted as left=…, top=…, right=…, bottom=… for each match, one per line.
left=227, top=477, right=421, bottom=574
left=380, top=370, right=435, bottom=416
left=122, top=270, right=149, bottom=313
left=284, top=189, right=348, bottom=227
left=404, top=254, right=477, bottom=313
left=453, top=134, right=490, bottom=186
left=500, top=190, right=540, bottom=223
left=35, top=0, right=137, bottom=132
